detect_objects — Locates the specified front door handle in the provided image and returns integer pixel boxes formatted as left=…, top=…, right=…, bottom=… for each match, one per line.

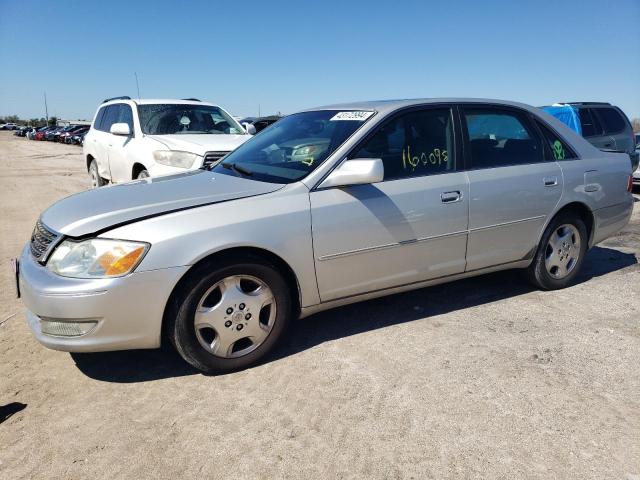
left=441, top=191, right=462, bottom=203
left=543, top=177, right=558, bottom=187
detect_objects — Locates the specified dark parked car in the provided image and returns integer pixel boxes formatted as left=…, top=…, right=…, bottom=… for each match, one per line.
left=65, top=127, right=89, bottom=144
left=59, top=125, right=89, bottom=143
left=44, top=126, right=66, bottom=141
left=542, top=102, right=639, bottom=171
left=35, top=126, right=59, bottom=140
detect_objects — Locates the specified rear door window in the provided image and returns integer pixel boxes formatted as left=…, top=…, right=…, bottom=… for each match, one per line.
left=578, top=108, right=603, bottom=137
left=535, top=121, right=578, bottom=161
left=463, top=107, right=544, bottom=169
left=594, top=107, right=626, bottom=134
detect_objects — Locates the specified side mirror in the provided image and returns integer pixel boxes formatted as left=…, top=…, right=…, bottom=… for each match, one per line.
left=318, top=158, right=384, bottom=189
left=110, top=123, right=131, bottom=136
left=242, top=122, right=256, bottom=135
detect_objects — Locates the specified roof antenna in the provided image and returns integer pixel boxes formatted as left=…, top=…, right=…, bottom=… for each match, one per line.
left=134, top=72, right=141, bottom=100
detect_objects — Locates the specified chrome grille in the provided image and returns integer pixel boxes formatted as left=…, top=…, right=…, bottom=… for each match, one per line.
left=30, top=220, right=60, bottom=263
left=202, top=151, right=229, bottom=169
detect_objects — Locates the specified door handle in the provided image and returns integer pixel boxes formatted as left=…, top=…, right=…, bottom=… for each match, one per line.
left=543, top=177, right=558, bottom=187
left=440, top=191, right=462, bottom=203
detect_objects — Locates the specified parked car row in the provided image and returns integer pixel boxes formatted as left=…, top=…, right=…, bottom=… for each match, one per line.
left=15, top=124, right=90, bottom=145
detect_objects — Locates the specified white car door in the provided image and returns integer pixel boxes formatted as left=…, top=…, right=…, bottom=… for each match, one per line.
left=104, top=103, right=136, bottom=183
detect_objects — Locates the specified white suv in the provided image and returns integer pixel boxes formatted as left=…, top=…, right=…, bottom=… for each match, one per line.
left=83, top=97, right=253, bottom=187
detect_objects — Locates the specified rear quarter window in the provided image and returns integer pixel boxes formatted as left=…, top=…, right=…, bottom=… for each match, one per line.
left=594, top=107, right=627, bottom=134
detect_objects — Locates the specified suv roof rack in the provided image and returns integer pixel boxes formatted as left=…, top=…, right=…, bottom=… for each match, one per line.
left=102, top=96, right=131, bottom=103
left=564, top=102, right=611, bottom=106
left=182, top=98, right=202, bottom=102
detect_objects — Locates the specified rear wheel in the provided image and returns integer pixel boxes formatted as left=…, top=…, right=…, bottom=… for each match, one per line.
left=89, top=160, right=106, bottom=188
left=527, top=212, right=588, bottom=290
left=167, top=257, right=292, bottom=373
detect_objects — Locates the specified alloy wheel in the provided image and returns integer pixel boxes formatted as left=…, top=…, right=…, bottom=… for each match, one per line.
left=545, top=224, right=581, bottom=279
left=194, top=275, right=276, bottom=358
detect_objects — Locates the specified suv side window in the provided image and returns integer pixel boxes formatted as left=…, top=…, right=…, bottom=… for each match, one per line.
left=535, top=121, right=578, bottom=161
left=117, top=104, right=134, bottom=132
left=578, top=108, right=603, bottom=137
left=94, top=107, right=107, bottom=131
left=594, top=107, right=626, bottom=134
left=100, top=105, right=121, bottom=133
left=463, top=107, right=544, bottom=169
left=351, top=108, right=455, bottom=180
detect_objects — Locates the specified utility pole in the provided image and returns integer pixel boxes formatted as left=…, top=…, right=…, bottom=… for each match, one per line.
left=258, top=104, right=261, bottom=118
left=44, top=92, right=49, bottom=124
left=134, top=72, right=141, bottom=99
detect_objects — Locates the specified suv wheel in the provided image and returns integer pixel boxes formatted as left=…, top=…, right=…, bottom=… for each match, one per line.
left=137, top=169, right=149, bottom=179
left=89, top=160, right=106, bottom=188
left=167, top=256, right=292, bottom=373
left=527, top=212, right=588, bottom=290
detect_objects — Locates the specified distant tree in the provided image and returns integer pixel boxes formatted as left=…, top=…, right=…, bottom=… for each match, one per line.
left=6, top=115, right=20, bottom=123
left=48, top=116, right=58, bottom=126
left=632, top=118, right=640, bottom=133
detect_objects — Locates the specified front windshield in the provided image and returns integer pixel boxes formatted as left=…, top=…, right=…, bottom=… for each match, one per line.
left=137, top=104, right=245, bottom=135
left=211, top=110, right=374, bottom=184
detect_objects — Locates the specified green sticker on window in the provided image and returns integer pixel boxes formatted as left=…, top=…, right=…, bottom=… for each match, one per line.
left=553, top=140, right=565, bottom=160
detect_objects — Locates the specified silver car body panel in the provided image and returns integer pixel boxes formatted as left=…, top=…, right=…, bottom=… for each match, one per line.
left=41, top=169, right=283, bottom=236
left=19, top=98, right=634, bottom=352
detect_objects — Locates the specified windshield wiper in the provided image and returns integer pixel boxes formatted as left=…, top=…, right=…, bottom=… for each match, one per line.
left=221, top=161, right=253, bottom=176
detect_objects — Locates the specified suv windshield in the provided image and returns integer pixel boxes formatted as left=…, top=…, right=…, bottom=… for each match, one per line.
left=211, top=110, right=373, bottom=184
left=137, top=104, right=245, bottom=135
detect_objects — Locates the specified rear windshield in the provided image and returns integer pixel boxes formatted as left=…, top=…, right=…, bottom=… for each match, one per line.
left=137, top=104, right=245, bottom=135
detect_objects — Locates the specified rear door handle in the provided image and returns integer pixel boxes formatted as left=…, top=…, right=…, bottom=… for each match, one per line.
left=441, top=191, right=462, bottom=203
left=543, top=177, right=558, bottom=187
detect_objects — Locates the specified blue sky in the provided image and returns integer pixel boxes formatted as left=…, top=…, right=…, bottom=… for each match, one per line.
left=1, top=0, right=639, bottom=121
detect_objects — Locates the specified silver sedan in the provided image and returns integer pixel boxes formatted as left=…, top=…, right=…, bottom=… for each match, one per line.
left=17, top=98, right=634, bottom=372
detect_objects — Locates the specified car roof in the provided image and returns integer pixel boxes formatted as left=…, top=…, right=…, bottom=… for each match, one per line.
left=102, top=98, right=219, bottom=107
left=302, top=97, right=539, bottom=115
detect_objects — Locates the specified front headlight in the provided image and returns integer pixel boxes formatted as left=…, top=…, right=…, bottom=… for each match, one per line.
left=47, top=239, right=149, bottom=279
left=152, top=150, right=200, bottom=169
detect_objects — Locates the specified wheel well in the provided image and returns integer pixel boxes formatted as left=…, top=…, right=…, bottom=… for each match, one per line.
left=553, top=202, right=595, bottom=244
left=86, top=154, right=94, bottom=171
left=161, top=247, right=302, bottom=346
left=132, top=163, right=147, bottom=179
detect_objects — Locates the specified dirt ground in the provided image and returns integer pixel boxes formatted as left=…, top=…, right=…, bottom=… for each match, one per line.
left=0, top=131, right=638, bottom=479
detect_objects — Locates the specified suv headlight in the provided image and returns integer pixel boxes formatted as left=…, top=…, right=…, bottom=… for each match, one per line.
left=47, top=239, right=149, bottom=278
left=153, top=150, right=201, bottom=169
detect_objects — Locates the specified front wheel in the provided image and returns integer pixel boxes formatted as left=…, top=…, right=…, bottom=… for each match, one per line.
left=527, top=212, right=588, bottom=290
left=167, top=257, right=292, bottom=373
left=136, top=169, right=149, bottom=179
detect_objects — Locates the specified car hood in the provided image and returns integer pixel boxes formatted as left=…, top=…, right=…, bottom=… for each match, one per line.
left=147, top=133, right=250, bottom=157
left=41, top=170, right=283, bottom=237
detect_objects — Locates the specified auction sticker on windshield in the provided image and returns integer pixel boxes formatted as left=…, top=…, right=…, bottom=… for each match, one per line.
left=330, top=111, right=375, bottom=121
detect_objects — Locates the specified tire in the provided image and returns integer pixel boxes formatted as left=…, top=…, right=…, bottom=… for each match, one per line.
left=526, top=212, right=588, bottom=290
left=166, top=256, right=292, bottom=373
left=89, top=160, right=106, bottom=188
left=137, top=169, right=150, bottom=179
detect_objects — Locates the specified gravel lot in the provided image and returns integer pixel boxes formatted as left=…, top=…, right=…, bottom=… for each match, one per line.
left=0, top=131, right=639, bottom=479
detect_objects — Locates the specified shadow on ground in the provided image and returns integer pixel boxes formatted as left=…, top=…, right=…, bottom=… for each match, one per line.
left=71, top=246, right=636, bottom=383
left=0, top=402, right=27, bottom=424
